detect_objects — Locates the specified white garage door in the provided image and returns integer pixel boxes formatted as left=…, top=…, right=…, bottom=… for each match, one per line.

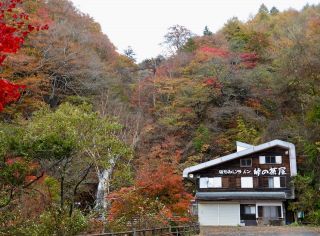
left=198, top=203, right=240, bottom=226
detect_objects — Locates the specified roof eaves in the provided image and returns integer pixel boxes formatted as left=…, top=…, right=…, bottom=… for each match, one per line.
left=183, top=140, right=296, bottom=177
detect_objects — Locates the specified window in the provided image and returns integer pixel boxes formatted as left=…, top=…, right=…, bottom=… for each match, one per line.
left=258, top=206, right=282, bottom=219
left=244, top=206, right=256, bottom=214
left=199, top=177, right=222, bottom=188
left=240, top=158, right=252, bottom=167
left=199, top=177, right=208, bottom=188
left=266, top=156, right=276, bottom=164
left=190, top=203, right=198, bottom=216
left=259, top=155, right=282, bottom=164
left=208, top=177, right=222, bottom=188
left=268, top=177, right=285, bottom=188
left=241, top=177, right=253, bottom=188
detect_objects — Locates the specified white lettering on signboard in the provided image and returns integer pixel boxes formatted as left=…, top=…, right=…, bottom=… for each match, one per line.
left=253, top=168, right=261, bottom=176
left=278, top=167, right=286, bottom=175
left=218, top=167, right=287, bottom=176
left=269, top=167, right=277, bottom=175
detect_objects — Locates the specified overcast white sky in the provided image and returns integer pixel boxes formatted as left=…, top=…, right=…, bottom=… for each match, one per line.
left=70, top=0, right=319, bottom=62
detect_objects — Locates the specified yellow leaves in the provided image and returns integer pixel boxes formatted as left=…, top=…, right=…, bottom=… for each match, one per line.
left=143, top=123, right=155, bottom=133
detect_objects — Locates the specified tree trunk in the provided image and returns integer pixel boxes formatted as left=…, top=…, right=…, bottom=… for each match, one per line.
left=95, top=168, right=112, bottom=220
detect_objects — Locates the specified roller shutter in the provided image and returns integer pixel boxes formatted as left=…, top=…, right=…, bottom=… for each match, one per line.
left=198, top=203, right=240, bottom=226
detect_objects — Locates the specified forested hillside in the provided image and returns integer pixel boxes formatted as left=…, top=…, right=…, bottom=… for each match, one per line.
left=1, top=0, right=320, bottom=235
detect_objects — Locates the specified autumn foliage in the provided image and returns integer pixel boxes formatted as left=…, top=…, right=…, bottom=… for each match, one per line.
left=0, top=79, right=26, bottom=111
left=0, top=0, right=47, bottom=111
left=199, top=46, right=230, bottom=58
left=240, top=52, right=259, bottom=69
left=109, top=140, right=193, bottom=228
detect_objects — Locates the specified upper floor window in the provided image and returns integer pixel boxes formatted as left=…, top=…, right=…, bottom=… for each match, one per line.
left=241, top=177, right=253, bottom=188
left=240, top=158, right=252, bottom=167
left=268, top=176, right=286, bottom=188
left=199, top=177, right=222, bottom=188
left=266, top=156, right=276, bottom=164
left=259, top=155, right=282, bottom=164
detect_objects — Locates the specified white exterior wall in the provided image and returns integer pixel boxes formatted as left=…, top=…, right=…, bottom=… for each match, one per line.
left=198, top=202, right=240, bottom=226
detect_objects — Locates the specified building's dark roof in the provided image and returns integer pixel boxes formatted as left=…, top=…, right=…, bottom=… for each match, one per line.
left=196, top=192, right=289, bottom=200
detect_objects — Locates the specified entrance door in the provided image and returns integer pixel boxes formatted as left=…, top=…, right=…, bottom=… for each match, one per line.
left=240, top=204, right=257, bottom=226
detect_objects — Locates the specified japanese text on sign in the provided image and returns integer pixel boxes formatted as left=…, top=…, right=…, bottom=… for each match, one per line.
left=218, top=167, right=286, bottom=176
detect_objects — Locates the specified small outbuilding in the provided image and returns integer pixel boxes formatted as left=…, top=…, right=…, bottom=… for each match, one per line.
left=183, top=140, right=297, bottom=226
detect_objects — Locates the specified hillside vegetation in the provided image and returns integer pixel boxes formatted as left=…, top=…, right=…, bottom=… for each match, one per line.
left=1, top=1, right=320, bottom=234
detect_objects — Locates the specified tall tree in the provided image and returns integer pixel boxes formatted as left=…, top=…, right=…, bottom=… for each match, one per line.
left=163, top=25, right=193, bottom=54
left=2, top=103, right=130, bottom=217
left=258, top=4, right=269, bottom=14
left=270, top=6, right=280, bottom=15
left=123, top=46, right=136, bottom=62
left=203, top=25, right=213, bottom=36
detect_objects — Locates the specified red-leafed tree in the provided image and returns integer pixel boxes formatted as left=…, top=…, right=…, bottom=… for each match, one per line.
left=240, top=52, right=259, bottom=69
left=0, top=79, right=26, bottom=111
left=108, top=140, right=193, bottom=230
left=199, top=46, right=230, bottom=58
left=0, top=0, right=48, bottom=111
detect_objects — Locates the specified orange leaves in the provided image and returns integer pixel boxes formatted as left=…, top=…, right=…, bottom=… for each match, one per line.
left=109, top=138, right=192, bottom=225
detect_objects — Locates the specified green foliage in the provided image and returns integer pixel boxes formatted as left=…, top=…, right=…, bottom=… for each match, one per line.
left=203, top=26, right=213, bottom=36
left=270, top=6, right=280, bottom=15
left=44, top=176, right=60, bottom=202
left=307, top=102, right=320, bottom=123
left=289, top=139, right=320, bottom=224
left=111, top=163, right=134, bottom=190
left=223, top=17, right=249, bottom=52
left=193, top=125, right=211, bottom=152
left=22, top=102, right=130, bottom=168
left=289, top=175, right=320, bottom=224
left=258, top=4, right=269, bottom=14
left=0, top=102, right=131, bottom=231
left=20, top=209, right=88, bottom=236
left=182, top=38, right=197, bottom=52
left=236, top=117, right=259, bottom=144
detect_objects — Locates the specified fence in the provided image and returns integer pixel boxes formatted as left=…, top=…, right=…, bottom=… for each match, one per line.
left=88, top=224, right=200, bottom=236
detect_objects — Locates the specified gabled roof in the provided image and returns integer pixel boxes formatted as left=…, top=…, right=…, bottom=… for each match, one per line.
left=183, top=139, right=297, bottom=177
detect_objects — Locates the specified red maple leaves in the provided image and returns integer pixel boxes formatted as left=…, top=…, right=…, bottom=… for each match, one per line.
left=204, top=77, right=222, bottom=90
left=198, top=46, right=259, bottom=69
left=0, top=79, right=26, bottom=111
left=199, top=46, right=230, bottom=58
left=0, top=0, right=47, bottom=111
left=240, top=52, right=259, bottom=69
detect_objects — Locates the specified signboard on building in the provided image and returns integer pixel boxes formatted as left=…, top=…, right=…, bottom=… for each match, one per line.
left=218, top=167, right=287, bottom=176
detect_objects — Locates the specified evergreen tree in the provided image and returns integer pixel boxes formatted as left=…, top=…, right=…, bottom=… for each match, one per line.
left=124, top=46, right=136, bottom=61
left=270, top=6, right=280, bottom=15
left=259, top=4, right=269, bottom=14
left=203, top=26, right=213, bottom=36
